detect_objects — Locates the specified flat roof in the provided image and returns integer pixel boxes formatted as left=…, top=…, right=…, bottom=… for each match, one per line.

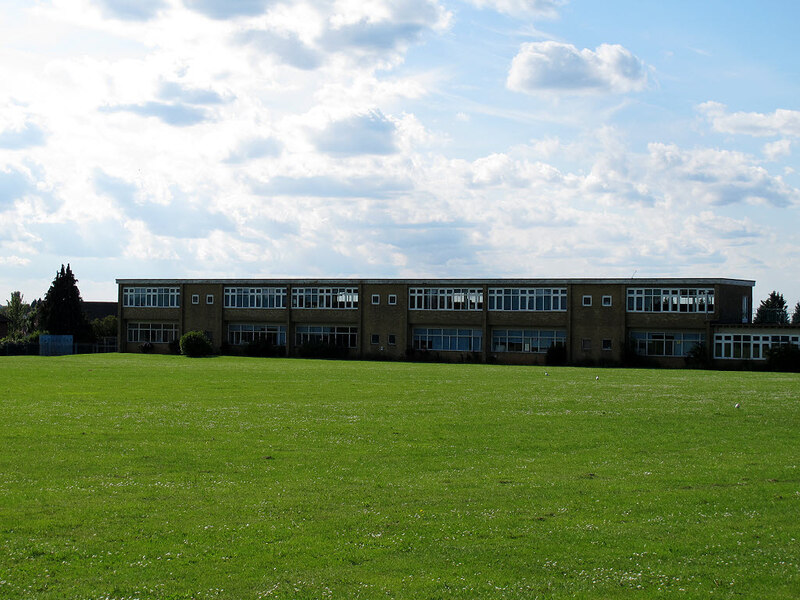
left=117, top=277, right=756, bottom=287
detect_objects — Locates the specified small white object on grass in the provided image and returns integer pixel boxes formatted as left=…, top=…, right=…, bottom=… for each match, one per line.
left=545, top=371, right=549, bottom=376
left=735, top=402, right=740, bottom=409
left=595, top=375, right=599, bottom=381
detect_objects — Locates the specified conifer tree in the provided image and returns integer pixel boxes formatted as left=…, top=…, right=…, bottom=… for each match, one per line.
left=38, top=264, right=92, bottom=340
left=753, top=291, right=789, bottom=325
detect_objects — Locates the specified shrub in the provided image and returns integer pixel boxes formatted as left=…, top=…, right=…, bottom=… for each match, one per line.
left=139, top=341, right=154, bottom=353
left=168, top=338, right=181, bottom=355
left=180, top=330, right=213, bottom=358
left=545, top=344, right=567, bottom=366
left=245, top=338, right=275, bottom=358
left=684, top=342, right=710, bottom=369
left=765, top=343, right=800, bottom=372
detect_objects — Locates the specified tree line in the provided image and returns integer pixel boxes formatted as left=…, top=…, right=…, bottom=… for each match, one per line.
left=1, top=264, right=117, bottom=345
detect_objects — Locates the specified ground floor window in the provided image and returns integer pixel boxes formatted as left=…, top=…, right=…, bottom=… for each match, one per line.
left=228, top=324, right=286, bottom=346
left=295, top=325, right=358, bottom=348
left=127, top=322, right=179, bottom=343
left=491, top=329, right=566, bottom=353
left=629, top=331, right=704, bottom=357
left=412, top=328, right=482, bottom=352
left=714, top=333, right=800, bottom=360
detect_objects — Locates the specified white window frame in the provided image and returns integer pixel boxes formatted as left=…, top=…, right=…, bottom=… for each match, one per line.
left=388, top=294, right=397, bottom=305
left=370, top=334, right=380, bottom=344
left=291, top=288, right=359, bottom=309
left=602, top=339, right=612, bottom=351
left=582, top=295, right=592, bottom=307
left=227, top=324, right=286, bottom=346
left=371, top=294, right=380, bottom=305
left=627, top=288, right=715, bottom=314
left=491, top=329, right=566, bottom=353
left=224, top=287, right=287, bottom=309
left=409, top=288, right=484, bottom=311
left=206, top=294, right=214, bottom=305
left=191, top=294, right=200, bottom=305
left=602, top=295, right=612, bottom=307
left=487, top=288, right=567, bottom=312
left=122, top=287, right=180, bottom=308
left=388, top=334, right=397, bottom=345
left=127, top=322, right=179, bottom=343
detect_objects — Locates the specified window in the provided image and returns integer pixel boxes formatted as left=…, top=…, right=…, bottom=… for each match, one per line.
left=227, top=324, right=286, bottom=346
left=127, top=322, right=179, bottom=343
left=630, top=331, right=705, bottom=357
left=388, top=334, right=396, bottom=345
left=409, top=288, right=483, bottom=311
left=291, top=288, right=359, bottom=309
left=581, top=338, right=592, bottom=351
left=295, top=326, right=358, bottom=348
left=582, top=295, right=592, bottom=307
left=602, top=296, right=612, bottom=307
left=372, top=294, right=380, bottom=305
left=626, top=288, right=715, bottom=313
left=491, top=329, right=566, bottom=353
left=206, top=294, right=214, bottom=305
left=388, top=294, right=397, bottom=305
left=412, top=328, right=482, bottom=352
left=123, top=287, right=180, bottom=308
left=224, top=287, right=286, bottom=309
left=487, top=288, right=567, bottom=311
left=713, top=332, right=799, bottom=360
left=602, top=339, right=612, bottom=351
left=191, top=294, right=200, bottom=305
left=371, top=334, right=380, bottom=344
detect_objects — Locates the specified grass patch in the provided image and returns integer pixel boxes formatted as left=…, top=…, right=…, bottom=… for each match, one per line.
left=1, top=354, right=799, bottom=598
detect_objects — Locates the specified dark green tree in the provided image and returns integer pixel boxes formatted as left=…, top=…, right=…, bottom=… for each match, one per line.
left=38, top=264, right=92, bottom=341
left=792, top=302, right=800, bottom=325
left=753, top=291, right=789, bottom=325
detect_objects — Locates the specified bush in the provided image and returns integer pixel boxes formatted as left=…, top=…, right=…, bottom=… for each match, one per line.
left=684, top=342, right=710, bottom=369
left=168, top=338, right=181, bottom=355
left=139, top=341, right=154, bottom=353
left=765, top=343, right=800, bottom=372
left=245, top=338, right=275, bottom=358
left=545, top=344, right=567, bottom=366
left=180, top=331, right=213, bottom=358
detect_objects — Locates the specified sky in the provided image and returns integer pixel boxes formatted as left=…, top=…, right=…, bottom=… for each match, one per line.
left=1, top=0, right=799, bottom=310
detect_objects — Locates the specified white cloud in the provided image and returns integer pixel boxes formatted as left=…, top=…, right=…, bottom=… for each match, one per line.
left=507, top=42, right=648, bottom=95
left=464, top=0, right=566, bottom=18
left=763, top=139, right=792, bottom=161
left=698, top=102, right=800, bottom=137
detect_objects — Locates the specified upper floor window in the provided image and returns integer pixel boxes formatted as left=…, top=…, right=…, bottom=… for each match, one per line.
left=487, top=288, right=567, bottom=311
left=224, top=287, right=286, bottom=309
left=372, top=294, right=380, bottom=305
left=627, top=288, right=715, bottom=314
left=388, top=294, right=397, bottom=305
left=291, top=287, right=359, bottom=309
left=602, top=295, right=612, bottom=307
left=123, top=287, right=180, bottom=308
left=409, top=288, right=483, bottom=311
left=582, top=295, right=592, bottom=307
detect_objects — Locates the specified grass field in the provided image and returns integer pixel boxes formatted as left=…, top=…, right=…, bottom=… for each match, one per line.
left=1, top=354, right=799, bottom=599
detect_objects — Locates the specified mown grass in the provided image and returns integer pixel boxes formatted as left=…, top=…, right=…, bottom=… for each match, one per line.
left=0, top=354, right=798, bottom=599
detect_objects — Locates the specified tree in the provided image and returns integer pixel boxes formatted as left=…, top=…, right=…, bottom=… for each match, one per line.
left=91, top=315, right=118, bottom=340
left=793, top=302, right=800, bottom=325
left=38, top=264, right=92, bottom=341
left=753, top=291, right=789, bottom=325
left=4, top=291, right=30, bottom=338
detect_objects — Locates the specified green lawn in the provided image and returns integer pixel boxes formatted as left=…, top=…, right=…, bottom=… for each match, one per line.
left=1, top=354, right=799, bottom=599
